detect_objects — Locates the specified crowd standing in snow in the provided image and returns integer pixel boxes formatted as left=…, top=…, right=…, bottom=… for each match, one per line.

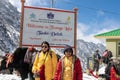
left=98, top=49, right=120, bottom=80
left=1, top=42, right=120, bottom=80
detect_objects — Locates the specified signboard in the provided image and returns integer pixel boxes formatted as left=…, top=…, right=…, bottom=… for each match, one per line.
left=21, top=6, right=76, bottom=48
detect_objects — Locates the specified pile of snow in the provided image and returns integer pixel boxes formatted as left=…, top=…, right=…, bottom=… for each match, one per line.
left=98, top=65, right=106, bottom=74
left=83, top=73, right=98, bottom=80
left=0, top=74, right=21, bottom=80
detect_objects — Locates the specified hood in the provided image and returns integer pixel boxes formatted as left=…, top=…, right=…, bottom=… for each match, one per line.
left=63, top=45, right=73, bottom=55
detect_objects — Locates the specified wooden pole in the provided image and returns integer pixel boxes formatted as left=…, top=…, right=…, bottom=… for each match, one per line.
left=74, top=8, right=78, bottom=55
left=19, top=0, right=25, bottom=47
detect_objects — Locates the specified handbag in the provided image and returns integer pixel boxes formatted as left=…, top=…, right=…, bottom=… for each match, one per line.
left=39, top=53, right=48, bottom=80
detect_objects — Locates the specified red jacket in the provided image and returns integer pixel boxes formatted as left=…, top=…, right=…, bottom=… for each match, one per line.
left=110, top=67, right=116, bottom=80
left=54, top=56, right=83, bottom=80
left=110, top=67, right=120, bottom=80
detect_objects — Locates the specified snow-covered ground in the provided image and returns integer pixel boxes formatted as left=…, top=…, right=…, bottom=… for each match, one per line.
left=0, top=66, right=106, bottom=80
left=0, top=73, right=97, bottom=80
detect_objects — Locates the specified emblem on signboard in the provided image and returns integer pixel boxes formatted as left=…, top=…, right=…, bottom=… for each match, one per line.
left=66, top=16, right=71, bottom=23
left=47, top=12, right=54, bottom=19
left=30, top=13, right=36, bottom=19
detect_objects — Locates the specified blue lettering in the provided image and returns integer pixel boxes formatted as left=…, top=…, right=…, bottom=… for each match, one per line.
left=36, top=31, right=49, bottom=35
left=51, top=32, right=63, bottom=36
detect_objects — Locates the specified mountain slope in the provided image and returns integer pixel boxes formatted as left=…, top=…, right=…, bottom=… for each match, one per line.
left=0, top=0, right=20, bottom=54
left=77, top=39, right=105, bottom=71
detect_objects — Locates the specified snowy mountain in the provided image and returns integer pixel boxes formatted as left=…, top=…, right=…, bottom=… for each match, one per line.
left=0, top=0, right=105, bottom=71
left=77, top=39, right=105, bottom=71
left=0, top=0, right=20, bottom=55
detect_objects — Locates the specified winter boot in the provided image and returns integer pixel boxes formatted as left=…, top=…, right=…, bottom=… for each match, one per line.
left=96, top=71, right=99, bottom=76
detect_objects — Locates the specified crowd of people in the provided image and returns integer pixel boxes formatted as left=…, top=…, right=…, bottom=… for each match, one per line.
left=1, top=41, right=120, bottom=80
left=0, top=41, right=83, bottom=80
left=91, top=49, right=120, bottom=80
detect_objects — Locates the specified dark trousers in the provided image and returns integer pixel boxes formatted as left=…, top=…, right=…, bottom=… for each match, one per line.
left=93, top=62, right=99, bottom=72
left=29, top=65, right=35, bottom=80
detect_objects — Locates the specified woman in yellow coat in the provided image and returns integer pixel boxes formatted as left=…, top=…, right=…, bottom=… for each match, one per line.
left=32, top=41, right=57, bottom=80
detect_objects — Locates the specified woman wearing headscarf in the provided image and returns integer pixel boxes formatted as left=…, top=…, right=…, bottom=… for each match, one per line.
left=54, top=45, right=83, bottom=80
left=32, top=41, right=57, bottom=80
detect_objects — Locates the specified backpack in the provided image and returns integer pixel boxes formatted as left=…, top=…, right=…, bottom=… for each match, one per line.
left=113, top=63, right=120, bottom=75
left=105, top=61, right=113, bottom=80
left=56, top=54, right=61, bottom=61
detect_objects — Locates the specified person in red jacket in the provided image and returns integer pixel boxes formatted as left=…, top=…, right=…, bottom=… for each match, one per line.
left=110, top=66, right=116, bottom=80
left=54, top=45, right=83, bottom=80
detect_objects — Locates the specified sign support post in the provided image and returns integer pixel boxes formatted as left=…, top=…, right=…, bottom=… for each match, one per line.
left=19, top=0, right=25, bottom=47
left=74, top=8, right=78, bottom=55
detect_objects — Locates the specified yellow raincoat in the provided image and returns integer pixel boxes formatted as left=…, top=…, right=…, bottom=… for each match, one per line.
left=32, top=50, right=57, bottom=80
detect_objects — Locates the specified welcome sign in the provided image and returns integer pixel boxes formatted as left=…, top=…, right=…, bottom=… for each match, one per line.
left=21, top=6, right=76, bottom=48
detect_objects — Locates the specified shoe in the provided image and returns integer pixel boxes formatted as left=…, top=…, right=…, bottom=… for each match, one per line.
left=96, top=71, right=98, bottom=76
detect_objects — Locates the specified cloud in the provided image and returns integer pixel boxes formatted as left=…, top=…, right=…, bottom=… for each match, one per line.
left=97, top=10, right=105, bottom=16
left=9, top=0, right=21, bottom=11
left=77, top=23, right=112, bottom=45
left=102, top=18, right=120, bottom=29
left=9, top=0, right=50, bottom=12
left=77, top=20, right=119, bottom=45
left=77, top=23, right=88, bottom=38
left=25, top=0, right=49, bottom=6
left=77, top=23, right=104, bottom=44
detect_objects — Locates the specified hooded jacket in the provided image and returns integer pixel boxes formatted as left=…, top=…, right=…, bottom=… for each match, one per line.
left=54, top=45, right=82, bottom=80
left=54, top=55, right=83, bottom=80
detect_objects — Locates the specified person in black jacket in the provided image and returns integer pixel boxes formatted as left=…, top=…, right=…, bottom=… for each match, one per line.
left=93, top=50, right=101, bottom=76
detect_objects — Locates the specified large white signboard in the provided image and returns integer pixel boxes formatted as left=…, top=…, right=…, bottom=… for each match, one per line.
left=22, top=6, right=75, bottom=48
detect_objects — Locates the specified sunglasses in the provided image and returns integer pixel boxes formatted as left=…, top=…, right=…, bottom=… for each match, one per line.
left=41, top=46, right=48, bottom=48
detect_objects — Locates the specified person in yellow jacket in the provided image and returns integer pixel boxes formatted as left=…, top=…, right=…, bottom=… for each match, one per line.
left=32, top=41, right=57, bottom=80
